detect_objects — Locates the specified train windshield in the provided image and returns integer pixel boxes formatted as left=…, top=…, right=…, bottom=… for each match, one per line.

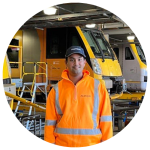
left=136, top=45, right=146, bottom=64
left=82, top=29, right=115, bottom=59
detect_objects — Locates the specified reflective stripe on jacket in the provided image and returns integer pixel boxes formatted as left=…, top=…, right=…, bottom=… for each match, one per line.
left=44, top=69, right=113, bottom=147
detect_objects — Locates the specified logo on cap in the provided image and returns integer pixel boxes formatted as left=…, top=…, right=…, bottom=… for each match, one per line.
left=71, top=48, right=81, bottom=51
left=65, top=46, right=86, bottom=58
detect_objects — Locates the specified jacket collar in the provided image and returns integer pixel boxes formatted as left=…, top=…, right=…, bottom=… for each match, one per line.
left=61, top=69, right=90, bottom=81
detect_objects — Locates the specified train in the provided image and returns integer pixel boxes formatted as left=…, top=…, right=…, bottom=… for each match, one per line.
left=6, top=26, right=126, bottom=100
left=112, top=36, right=147, bottom=92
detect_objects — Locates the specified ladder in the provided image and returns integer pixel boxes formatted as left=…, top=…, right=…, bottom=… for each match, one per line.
left=14, top=62, right=48, bottom=130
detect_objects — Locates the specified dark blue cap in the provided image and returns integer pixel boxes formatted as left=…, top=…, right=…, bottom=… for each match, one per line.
left=65, top=46, right=86, bottom=58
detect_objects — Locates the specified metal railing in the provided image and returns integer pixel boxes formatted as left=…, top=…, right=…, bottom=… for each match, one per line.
left=111, top=99, right=142, bottom=132
left=21, top=114, right=45, bottom=138
left=5, top=91, right=46, bottom=112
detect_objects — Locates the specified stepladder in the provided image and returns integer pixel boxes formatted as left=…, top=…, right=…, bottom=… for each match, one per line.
left=14, top=62, right=48, bottom=130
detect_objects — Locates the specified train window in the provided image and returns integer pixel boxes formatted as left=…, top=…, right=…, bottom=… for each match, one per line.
left=71, top=36, right=79, bottom=45
left=67, top=28, right=82, bottom=47
left=136, top=45, right=146, bottom=64
left=46, top=28, right=67, bottom=58
left=7, top=38, right=19, bottom=68
left=67, top=27, right=92, bottom=68
left=10, top=39, right=19, bottom=46
left=7, top=49, right=19, bottom=68
left=125, top=47, right=134, bottom=60
left=113, top=48, right=119, bottom=60
left=82, top=30, right=102, bottom=56
left=94, top=33, right=111, bottom=57
left=47, top=27, right=87, bottom=59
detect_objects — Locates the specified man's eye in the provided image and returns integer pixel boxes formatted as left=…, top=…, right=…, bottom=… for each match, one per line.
left=70, top=59, right=74, bottom=61
left=78, top=58, right=82, bottom=61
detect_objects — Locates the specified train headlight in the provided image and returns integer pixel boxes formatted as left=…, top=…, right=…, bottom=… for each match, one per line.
left=90, top=58, right=102, bottom=75
left=127, top=35, right=135, bottom=40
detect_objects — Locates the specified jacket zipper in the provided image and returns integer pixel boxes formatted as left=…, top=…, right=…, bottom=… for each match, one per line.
left=74, top=86, right=77, bottom=100
left=64, top=77, right=85, bottom=101
left=74, top=79, right=85, bottom=101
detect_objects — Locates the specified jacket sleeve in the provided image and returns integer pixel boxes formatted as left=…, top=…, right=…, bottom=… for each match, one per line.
left=99, top=83, right=113, bottom=141
left=44, top=88, right=57, bottom=143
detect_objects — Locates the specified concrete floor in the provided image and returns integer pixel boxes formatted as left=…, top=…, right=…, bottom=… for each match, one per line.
left=113, top=130, right=119, bottom=136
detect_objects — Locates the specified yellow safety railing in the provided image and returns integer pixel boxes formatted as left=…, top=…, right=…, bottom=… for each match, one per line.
left=18, top=61, right=47, bottom=97
left=35, top=62, right=48, bottom=84
left=5, top=91, right=46, bottom=112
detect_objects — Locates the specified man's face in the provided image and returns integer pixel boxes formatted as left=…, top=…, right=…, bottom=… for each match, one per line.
left=66, top=53, right=86, bottom=76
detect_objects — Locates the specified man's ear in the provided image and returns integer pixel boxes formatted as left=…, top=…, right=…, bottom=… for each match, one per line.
left=65, top=60, right=68, bottom=69
left=65, top=59, right=67, bottom=65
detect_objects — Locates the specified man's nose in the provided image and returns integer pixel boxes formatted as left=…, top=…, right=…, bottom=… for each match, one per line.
left=74, top=59, right=79, bottom=65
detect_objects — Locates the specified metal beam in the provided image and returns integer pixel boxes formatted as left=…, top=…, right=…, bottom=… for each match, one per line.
left=21, top=18, right=112, bottom=29
left=28, top=11, right=112, bottom=22
left=55, top=6, right=75, bottom=14
left=110, top=41, right=140, bottom=45
left=111, top=15, right=127, bottom=24
left=102, top=28, right=133, bottom=35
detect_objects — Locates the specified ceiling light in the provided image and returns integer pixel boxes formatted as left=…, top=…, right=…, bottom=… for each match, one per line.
left=85, top=24, right=96, bottom=28
left=35, top=27, right=44, bottom=30
left=43, top=7, right=57, bottom=15
left=127, top=35, right=135, bottom=40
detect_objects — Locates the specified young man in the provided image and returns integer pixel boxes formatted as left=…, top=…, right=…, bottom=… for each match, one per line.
left=44, top=46, right=113, bottom=147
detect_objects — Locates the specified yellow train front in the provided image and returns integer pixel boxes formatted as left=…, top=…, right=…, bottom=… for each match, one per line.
left=38, top=26, right=125, bottom=99
left=6, top=26, right=126, bottom=100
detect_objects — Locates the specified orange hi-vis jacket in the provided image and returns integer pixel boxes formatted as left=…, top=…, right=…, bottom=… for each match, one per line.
left=44, top=69, right=113, bottom=147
